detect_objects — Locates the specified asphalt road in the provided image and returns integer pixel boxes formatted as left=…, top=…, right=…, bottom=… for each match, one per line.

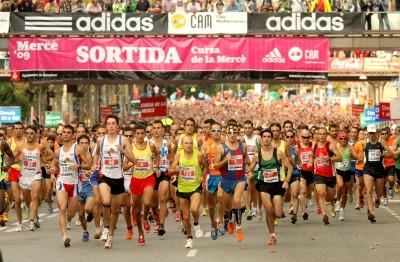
left=1, top=198, right=400, bottom=262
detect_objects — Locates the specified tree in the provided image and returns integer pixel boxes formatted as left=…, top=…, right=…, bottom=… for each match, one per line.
left=0, top=82, right=31, bottom=120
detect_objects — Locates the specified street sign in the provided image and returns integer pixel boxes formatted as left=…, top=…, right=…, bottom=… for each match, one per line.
left=140, top=96, right=167, bottom=118
left=378, top=102, right=391, bottom=120
left=0, top=106, right=21, bottom=124
left=45, top=111, right=62, bottom=127
left=351, top=104, right=364, bottom=117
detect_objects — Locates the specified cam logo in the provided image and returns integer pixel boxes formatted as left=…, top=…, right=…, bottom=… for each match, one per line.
left=288, top=47, right=303, bottom=62
left=170, top=13, right=186, bottom=29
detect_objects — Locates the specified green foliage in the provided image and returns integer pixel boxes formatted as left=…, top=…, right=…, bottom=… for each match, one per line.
left=0, top=82, right=31, bottom=119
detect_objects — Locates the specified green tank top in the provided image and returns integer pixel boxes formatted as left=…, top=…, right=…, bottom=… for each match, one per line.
left=0, top=149, right=7, bottom=181
left=257, top=148, right=282, bottom=183
left=396, top=136, right=400, bottom=169
left=335, top=146, right=351, bottom=171
left=178, top=150, right=202, bottom=193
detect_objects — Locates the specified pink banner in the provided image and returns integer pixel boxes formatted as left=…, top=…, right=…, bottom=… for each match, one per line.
left=9, top=37, right=329, bottom=72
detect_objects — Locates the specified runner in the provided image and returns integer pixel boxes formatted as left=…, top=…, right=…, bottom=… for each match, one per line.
left=362, top=125, right=393, bottom=223
left=201, top=121, right=224, bottom=240
left=130, top=123, right=159, bottom=246
left=122, top=127, right=134, bottom=240
left=393, top=132, right=400, bottom=195
left=151, top=120, right=173, bottom=236
left=214, top=121, right=249, bottom=242
left=354, top=128, right=367, bottom=210
left=92, top=115, right=136, bottom=248
left=53, top=124, right=91, bottom=247
left=248, top=128, right=293, bottom=245
left=380, top=127, right=396, bottom=203
left=76, top=135, right=94, bottom=242
left=334, top=132, right=359, bottom=221
left=7, top=122, right=25, bottom=231
left=170, top=135, right=206, bottom=248
left=0, top=128, right=15, bottom=227
left=313, top=127, right=342, bottom=225
left=45, top=135, right=56, bottom=213
left=201, top=119, right=214, bottom=217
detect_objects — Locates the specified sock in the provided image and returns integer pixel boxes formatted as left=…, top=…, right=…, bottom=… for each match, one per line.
left=236, top=208, right=242, bottom=225
left=127, top=226, right=133, bottom=230
left=194, top=222, right=199, bottom=226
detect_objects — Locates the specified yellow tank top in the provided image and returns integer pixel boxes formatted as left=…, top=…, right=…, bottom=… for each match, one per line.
left=11, top=137, right=20, bottom=170
left=178, top=150, right=202, bottom=193
left=277, top=140, right=286, bottom=181
left=178, top=133, right=199, bottom=152
left=132, top=142, right=153, bottom=179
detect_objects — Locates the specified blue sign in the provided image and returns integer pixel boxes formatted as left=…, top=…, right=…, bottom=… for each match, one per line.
left=364, top=106, right=385, bottom=124
left=0, top=107, right=21, bottom=124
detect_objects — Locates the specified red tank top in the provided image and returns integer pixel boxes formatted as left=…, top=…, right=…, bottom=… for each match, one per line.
left=298, top=143, right=313, bottom=172
left=314, top=144, right=334, bottom=177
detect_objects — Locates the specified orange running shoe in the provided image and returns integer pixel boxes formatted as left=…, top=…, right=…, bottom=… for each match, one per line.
left=126, top=228, right=133, bottom=240
left=236, top=228, right=244, bottom=242
left=227, top=222, right=235, bottom=234
left=142, top=219, right=151, bottom=233
left=138, top=233, right=145, bottom=246
left=267, top=235, right=277, bottom=245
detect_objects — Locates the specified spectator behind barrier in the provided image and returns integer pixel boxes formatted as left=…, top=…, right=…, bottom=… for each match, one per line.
left=86, top=0, right=102, bottom=13
left=310, top=0, right=332, bottom=12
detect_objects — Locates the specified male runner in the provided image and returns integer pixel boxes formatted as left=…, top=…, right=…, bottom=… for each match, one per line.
left=0, top=129, right=15, bottom=226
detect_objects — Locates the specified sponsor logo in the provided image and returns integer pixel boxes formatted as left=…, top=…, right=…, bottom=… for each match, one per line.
left=330, top=58, right=363, bottom=71
left=170, top=13, right=186, bottom=29
left=262, top=48, right=285, bottom=63
left=264, top=13, right=344, bottom=32
left=13, top=40, right=59, bottom=60
left=24, top=13, right=154, bottom=33
left=170, top=13, right=212, bottom=30
left=288, top=47, right=302, bottom=62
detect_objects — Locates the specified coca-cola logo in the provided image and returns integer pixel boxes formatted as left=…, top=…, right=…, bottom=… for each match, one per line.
left=330, top=58, right=362, bottom=71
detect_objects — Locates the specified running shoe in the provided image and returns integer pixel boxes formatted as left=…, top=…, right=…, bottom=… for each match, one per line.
left=104, top=236, right=112, bottom=249
left=101, top=228, right=109, bottom=241
left=257, top=209, right=263, bottom=221
left=48, top=207, right=53, bottom=214
left=63, top=236, right=71, bottom=248
left=218, top=224, right=226, bottom=236
left=34, top=217, right=40, bottom=229
left=154, top=224, right=160, bottom=234
left=185, top=237, right=193, bottom=249
left=236, top=227, right=244, bottom=242
left=355, top=204, right=360, bottom=210
left=86, top=213, right=94, bottom=223
left=291, top=214, right=297, bottom=224
left=142, top=219, right=151, bottom=233
left=201, top=209, right=208, bottom=217
left=251, top=207, right=257, bottom=217
left=82, top=231, right=89, bottom=242
left=227, top=222, right=235, bottom=234
left=75, top=219, right=81, bottom=226
left=174, top=211, right=181, bottom=222
left=389, top=189, right=394, bottom=199
left=27, top=221, right=35, bottom=231
left=322, top=215, right=329, bottom=225
left=16, top=224, right=23, bottom=232
left=94, top=228, right=101, bottom=239
left=194, top=224, right=203, bottom=238
left=316, top=207, right=321, bottom=214
left=211, top=227, right=218, bottom=240
left=2, top=212, right=8, bottom=223
left=367, top=210, right=376, bottom=223
left=267, top=235, right=277, bottom=245
left=335, top=201, right=340, bottom=212
left=289, top=205, right=294, bottom=215
left=274, top=218, right=278, bottom=225
left=158, top=225, right=166, bottom=236
left=339, top=208, right=345, bottom=222
left=330, top=206, right=336, bottom=217
left=302, top=212, right=309, bottom=220
left=375, top=198, right=381, bottom=208
left=126, top=228, right=133, bottom=240
left=383, top=198, right=388, bottom=206
left=245, top=209, right=252, bottom=221
left=138, top=233, right=145, bottom=246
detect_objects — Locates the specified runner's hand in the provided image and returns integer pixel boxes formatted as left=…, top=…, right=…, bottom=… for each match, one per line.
left=171, top=175, right=177, bottom=184
left=117, top=145, right=125, bottom=154
left=282, top=181, right=289, bottom=190
left=155, top=169, right=161, bottom=177
left=69, top=164, right=80, bottom=171
left=225, top=153, right=232, bottom=161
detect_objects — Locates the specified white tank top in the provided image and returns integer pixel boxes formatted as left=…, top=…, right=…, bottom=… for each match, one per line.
left=100, top=135, right=123, bottom=179
left=58, top=144, right=80, bottom=184
left=244, top=135, right=258, bottom=161
left=151, top=138, right=169, bottom=172
left=21, top=146, right=41, bottom=178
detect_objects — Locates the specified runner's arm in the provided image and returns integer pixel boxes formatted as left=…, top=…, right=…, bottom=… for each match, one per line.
left=212, top=144, right=228, bottom=170
left=150, top=142, right=160, bottom=171
left=77, top=146, right=92, bottom=170
left=122, top=137, right=136, bottom=164
left=278, top=150, right=292, bottom=189
left=1, top=141, right=15, bottom=168
left=169, top=151, right=180, bottom=175
left=247, top=152, right=259, bottom=179
left=329, top=143, right=342, bottom=163
left=92, top=139, right=101, bottom=170
left=382, top=143, right=393, bottom=158
left=198, top=152, right=207, bottom=179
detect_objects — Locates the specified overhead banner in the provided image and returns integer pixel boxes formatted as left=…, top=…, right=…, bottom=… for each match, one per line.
left=168, top=12, right=247, bottom=34
left=0, top=106, right=21, bottom=124
left=329, top=58, right=363, bottom=73
left=140, top=96, right=167, bottom=118
left=9, top=37, right=329, bottom=73
left=9, top=13, right=167, bottom=35
left=248, top=13, right=364, bottom=35
left=378, top=102, right=391, bottom=120
left=0, top=12, right=10, bottom=34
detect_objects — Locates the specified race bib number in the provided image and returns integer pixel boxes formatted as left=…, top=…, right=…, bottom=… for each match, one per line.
left=300, top=152, right=311, bottom=164
left=209, top=156, right=216, bottom=170
left=59, top=163, right=73, bottom=176
left=338, top=160, right=349, bottom=169
left=104, top=158, right=119, bottom=167
left=159, top=158, right=168, bottom=168
left=23, top=160, right=37, bottom=169
left=368, top=149, right=381, bottom=162
left=135, top=158, right=150, bottom=172
left=181, top=167, right=195, bottom=181
left=247, top=146, right=257, bottom=156
left=263, top=169, right=279, bottom=183
left=315, top=157, right=329, bottom=168
left=228, top=155, right=243, bottom=171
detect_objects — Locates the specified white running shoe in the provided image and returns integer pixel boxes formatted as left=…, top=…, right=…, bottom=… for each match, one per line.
left=308, top=200, right=314, bottom=207
left=16, top=224, right=23, bottom=232
left=335, top=201, right=340, bottom=212
left=339, top=208, right=345, bottom=221
left=185, top=238, right=193, bottom=249
left=101, top=228, right=109, bottom=241
left=104, top=236, right=112, bottom=249
left=194, top=225, right=203, bottom=238
left=251, top=207, right=257, bottom=217
left=383, top=198, right=388, bottom=206
left=67, top=221, right=72, bottom=230
left=75, top=219, right=81, bottom=226
left=257, top=209, right=263, bottom=221
left=27, top=221, right=35, bottom=231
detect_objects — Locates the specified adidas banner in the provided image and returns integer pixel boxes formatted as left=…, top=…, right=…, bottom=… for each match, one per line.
left=9, top=13, right=167, bottom=35
left=248, top=13, right=365, bottom=34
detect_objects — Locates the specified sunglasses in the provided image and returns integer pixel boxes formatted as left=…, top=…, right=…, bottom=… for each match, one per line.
left=57, top=133, right=63, bottom=136
left=125, top=135, right=133, bottom=138
left=381, top=132, right=388, bottom=135
left=211, top=129, right=222, bottom=133
left=146, top=131, right=151, bottom=134
left=286, top=135, right=294, bottom=138
left=25, top=132, right=35, bottom=135
left=302, top=136, right=310, bottom=139
left=339, top=138, right=347, bottom=141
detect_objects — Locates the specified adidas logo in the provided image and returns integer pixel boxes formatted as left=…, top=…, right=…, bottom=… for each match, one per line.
left=262, top=48, right=285, bottom=63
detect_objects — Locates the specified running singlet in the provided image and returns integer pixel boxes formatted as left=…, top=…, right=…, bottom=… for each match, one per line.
left=383, top=137, right=396, bottom=167
left=132, top=142, right=153, bottom=179
left=289, top=145, right=300, bottom=177
left=354, top=141, right=365, bottom=170
left=20, top=146, right=41, bottom=178
left=10, top=137, right=20, bottom=170
left=257, top=148, right=281, bottom=183
left=220, top=143, right=245, bottom=180
left=364, top=142, right=384, bottom=172
left=58, top=144, right=80, bottom=184
left=152, top=138, right=168, bottom=172
left=335, top=146, right=351, bottom=171
left=396, top=136, right=400, bottom=169
left=206, top=139, right=221, bottom=176
left=100, top=135, right=123, bottom=179
left=298, top=143, right=313, bottom=172
left=244, top=135, right=258, bottom=162
left=314, top=144, right=334, bottom=177
left=178, top=150, right=202, bottom=193
left=178, top=133, right=199, bottom=152
left=0, top=148, right=6, bottom=181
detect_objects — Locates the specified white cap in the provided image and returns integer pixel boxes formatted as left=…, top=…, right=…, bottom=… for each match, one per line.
left=367, top=124, right=377, bottom=133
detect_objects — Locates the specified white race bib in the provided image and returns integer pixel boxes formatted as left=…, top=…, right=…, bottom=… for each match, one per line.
left=263, top=168, right=279, bottom=183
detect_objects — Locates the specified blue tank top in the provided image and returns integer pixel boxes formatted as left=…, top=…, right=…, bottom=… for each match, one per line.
left=220, top=142, right=245, bottom=180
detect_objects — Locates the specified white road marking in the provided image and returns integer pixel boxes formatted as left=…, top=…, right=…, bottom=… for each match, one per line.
left=5, top=228, right=18, bottom=233
left=0, top=227, right=9, bottom=231
left=38, top=213, right=47, bottom=218
left=53, top=208, right=59, bottom=212
left=47, top=214, right=58, bottom=218
left=186, top=249, right=198, bottom=257
left=381, top=205, right=400, bottom=222
left=203, top=232, right=211, bottom=238
left=12, top=220, right=28, bottom=226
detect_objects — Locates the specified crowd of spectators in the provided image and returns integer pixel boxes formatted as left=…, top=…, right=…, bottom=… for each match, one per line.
left=0, top=0, right=398, bottom=15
